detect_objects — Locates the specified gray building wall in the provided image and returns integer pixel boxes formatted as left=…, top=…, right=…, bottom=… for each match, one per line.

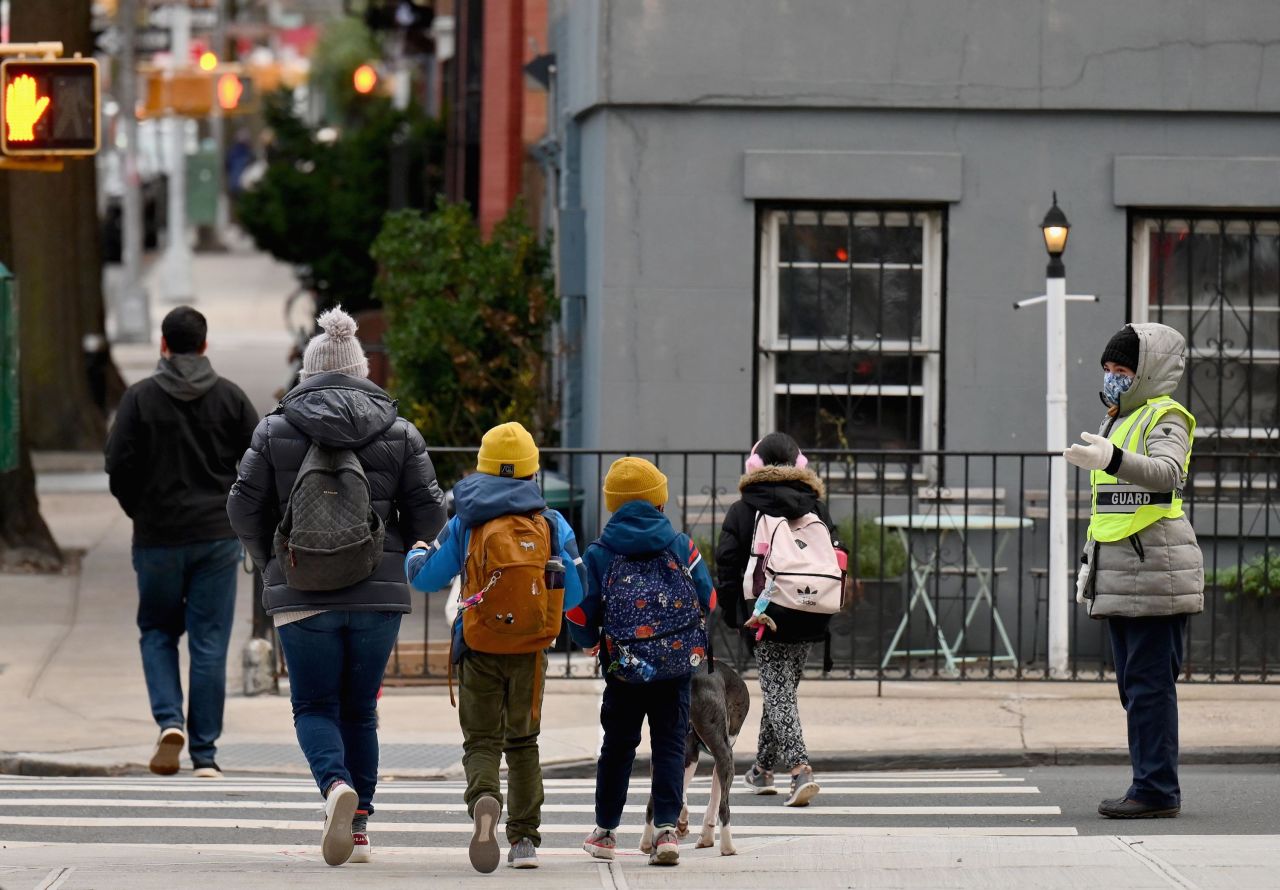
left=551, top=0, right=1280, bottom=453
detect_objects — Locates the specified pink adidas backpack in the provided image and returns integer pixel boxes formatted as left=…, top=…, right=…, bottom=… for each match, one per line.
left=743, top=512, right=847, bottom=614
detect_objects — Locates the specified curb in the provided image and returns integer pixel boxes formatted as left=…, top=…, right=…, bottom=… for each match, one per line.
left=540, top=746, right=1280, bottom=779
left=6, top=747, right=1275, bottom=780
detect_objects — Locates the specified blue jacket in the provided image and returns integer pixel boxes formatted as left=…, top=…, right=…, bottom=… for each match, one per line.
left=404, top=473, right=585, bottom=659
left=566, top=501, right=717, bottom=650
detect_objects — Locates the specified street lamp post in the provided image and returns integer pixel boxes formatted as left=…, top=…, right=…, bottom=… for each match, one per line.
left=1015, top=193, right=1097, bottom=677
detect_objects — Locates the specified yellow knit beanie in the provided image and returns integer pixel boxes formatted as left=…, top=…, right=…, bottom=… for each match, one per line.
left=603, top=457, right=668, bottom=512
left=476, top=422, right=540, bottom=478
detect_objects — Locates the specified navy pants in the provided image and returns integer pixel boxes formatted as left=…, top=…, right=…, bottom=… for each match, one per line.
left=278, top=610, right=402, bottom=814
left=1108, top=614, right=1188, bottom=809
left=133, top=539, right=241, bottom=765
left=595, top=674, right=692, bottom=830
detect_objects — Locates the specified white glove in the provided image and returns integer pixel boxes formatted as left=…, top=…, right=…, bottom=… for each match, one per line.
left=1075, top=559, right=1090, bottom=604
left=1064, top=432, right=1114, bottom=471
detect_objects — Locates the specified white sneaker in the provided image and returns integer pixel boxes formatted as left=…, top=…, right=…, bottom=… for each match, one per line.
left=149, top=727, right=185, bottom=776
left=321, top=782, right=359, bottom=866
left=349, top=830, right=372, bottom=864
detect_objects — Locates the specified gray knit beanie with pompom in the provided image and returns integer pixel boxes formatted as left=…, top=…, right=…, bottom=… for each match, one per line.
left=300, top=306, right=369, bottom=380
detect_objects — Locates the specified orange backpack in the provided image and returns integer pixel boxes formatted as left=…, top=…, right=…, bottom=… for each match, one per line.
left=459, top=512, right=563, bottom=654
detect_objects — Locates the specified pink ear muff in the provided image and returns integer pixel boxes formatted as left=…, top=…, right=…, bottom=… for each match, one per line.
left=745, top=440, right=808, bottom=472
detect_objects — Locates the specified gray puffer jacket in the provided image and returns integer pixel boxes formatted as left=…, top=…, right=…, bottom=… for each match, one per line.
left=1082, top=323, right=1204, bottom=619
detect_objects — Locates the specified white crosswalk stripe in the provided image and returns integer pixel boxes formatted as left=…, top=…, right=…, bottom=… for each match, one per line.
left=0, top=770, right=1079, bottom=849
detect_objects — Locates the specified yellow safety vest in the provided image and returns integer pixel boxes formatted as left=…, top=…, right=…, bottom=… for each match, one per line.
left=1089, top=396, right=1196, bottom=543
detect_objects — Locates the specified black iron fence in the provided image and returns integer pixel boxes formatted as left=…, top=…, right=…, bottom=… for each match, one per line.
left=384, top=447, right=1280, bottom=684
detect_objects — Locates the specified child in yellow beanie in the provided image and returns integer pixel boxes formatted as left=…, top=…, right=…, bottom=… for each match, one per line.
left=405, top=422, right=586, bottom=872
left=566, top=457, right=717, bottom=866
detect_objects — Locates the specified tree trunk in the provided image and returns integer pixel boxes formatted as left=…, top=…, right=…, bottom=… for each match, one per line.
left=0, top=117, right=61, bottom=572
left=8, top=0, right=112, bottom=450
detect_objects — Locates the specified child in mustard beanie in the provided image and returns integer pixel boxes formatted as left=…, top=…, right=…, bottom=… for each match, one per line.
left=406, top=421, right=586, bottom=872
left=567, top=457, right=717, bottom=865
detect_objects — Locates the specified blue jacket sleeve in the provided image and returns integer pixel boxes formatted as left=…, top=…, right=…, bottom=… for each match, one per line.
left=550, top=510, right=587, bottom=612
left=679, top=533, right=718, bottom=612
left=566, top=542, right=606, bottom=649
left=405, top=516, right=467, bottom=592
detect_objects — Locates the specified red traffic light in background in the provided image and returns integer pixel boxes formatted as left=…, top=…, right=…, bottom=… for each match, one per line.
left=2, top=58, right=100, bottom=157
left=353, top=64, right=378, bottom=95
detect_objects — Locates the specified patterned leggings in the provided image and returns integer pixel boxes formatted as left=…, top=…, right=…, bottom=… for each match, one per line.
left=754, top=640, right=812, bottom=771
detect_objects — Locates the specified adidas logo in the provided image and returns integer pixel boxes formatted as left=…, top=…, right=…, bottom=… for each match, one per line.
left=798, top=585, right=818, bottom=602
left=795, top=540, right=808, bottom=550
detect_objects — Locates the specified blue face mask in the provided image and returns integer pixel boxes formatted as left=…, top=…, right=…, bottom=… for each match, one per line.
left=1102, top=371, right=1134, bottom=407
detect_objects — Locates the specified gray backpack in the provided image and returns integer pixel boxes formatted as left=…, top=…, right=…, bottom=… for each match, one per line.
left=273, top=442, right=385, bottom=591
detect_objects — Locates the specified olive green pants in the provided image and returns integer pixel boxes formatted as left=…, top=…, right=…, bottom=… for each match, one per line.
left=458, top=650, right=546, bottom=846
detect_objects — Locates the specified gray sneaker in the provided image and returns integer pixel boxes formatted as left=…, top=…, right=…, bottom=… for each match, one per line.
left=744, top=763, right=777, bottom=795
left=468, top=795, right=502, bottom=874
left=784, top=766, right=820, bottom=807
left=649, top=826, right=679, bottom=866
left=508, top=837, right=539, bottom=869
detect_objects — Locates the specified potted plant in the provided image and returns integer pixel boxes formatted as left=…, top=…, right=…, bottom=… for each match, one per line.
left=1191, top=549, right=1280, bottom=672
left=828, top=519, right=909, bottom=666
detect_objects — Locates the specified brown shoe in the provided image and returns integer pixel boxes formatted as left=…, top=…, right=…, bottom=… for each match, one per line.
left=148, top=727, right=185, bottom=776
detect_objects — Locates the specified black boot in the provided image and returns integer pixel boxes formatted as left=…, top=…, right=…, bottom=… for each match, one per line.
left=1098, top=797, right=1180, bottom=819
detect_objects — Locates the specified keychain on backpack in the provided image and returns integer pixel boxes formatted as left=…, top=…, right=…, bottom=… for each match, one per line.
left=458, top=570, right=503, bottom=613
left=614, top=642, right=658, bottom=682
left=744, top=576, right=778, bottom=641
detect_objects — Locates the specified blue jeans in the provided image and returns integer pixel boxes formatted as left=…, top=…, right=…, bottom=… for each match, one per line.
left=595, top=674, right=692, bottom=830
left=277, top=610, right=401, bottom=814
left=1109, top=614, right=1189, bottom=809
left=133, top=539, right=242, bottom=765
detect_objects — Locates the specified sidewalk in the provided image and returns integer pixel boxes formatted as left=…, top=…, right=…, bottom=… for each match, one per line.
left=4, top=477, right=1279, bottom=779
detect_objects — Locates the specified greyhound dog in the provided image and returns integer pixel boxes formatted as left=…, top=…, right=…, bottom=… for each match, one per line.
left=640, top=659, right=750, bottom=857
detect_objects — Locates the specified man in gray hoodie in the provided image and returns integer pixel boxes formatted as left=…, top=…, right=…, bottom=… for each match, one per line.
left=105, top=306, right=258, bottom=778
left=1065, top=322, right=1204, bottom=819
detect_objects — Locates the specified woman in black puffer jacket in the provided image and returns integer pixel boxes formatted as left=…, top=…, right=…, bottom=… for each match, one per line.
left=228, top=307, right=446, bottom=865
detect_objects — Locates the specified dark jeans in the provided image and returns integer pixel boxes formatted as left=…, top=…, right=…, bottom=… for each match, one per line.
left=278, top=610, right=401, bottom=814
left=458, top=651, right=547, bottom=846
left=1109, top=614, right=1189, bottom=809
left=595, top=673, right=692, bottom=831
left=134, top=538, right=241, bottom=764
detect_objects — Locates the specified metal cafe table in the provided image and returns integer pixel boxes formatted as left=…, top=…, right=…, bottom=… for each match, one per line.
left=874, top=513, right=1032, bottom=675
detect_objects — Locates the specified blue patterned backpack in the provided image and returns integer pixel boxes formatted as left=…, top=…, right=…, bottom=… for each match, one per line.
left=600, top=547, right=709, bottom=683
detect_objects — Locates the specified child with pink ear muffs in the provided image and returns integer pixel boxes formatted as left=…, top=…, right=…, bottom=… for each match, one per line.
left=714, top=432, right=846, bottom=807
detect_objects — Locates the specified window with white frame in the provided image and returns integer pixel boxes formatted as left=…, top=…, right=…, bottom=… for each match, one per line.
left=757, top=207, right=944, bottom=453
left=1132, top=215, right=1280, bottom=450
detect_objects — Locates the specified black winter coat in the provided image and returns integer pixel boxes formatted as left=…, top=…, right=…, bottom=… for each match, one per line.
left=106, top=357, right=257, bottom=547
left=715, top=465, right=844, bottom=643
left=226, top=373, right=447, bottom=614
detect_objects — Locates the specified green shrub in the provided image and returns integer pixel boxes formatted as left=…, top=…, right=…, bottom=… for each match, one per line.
left=372, top=200, right=557, bottom=483
left=1209, top=549, right=1280, bottom=601
left=838, top=518, right=909, bottom=580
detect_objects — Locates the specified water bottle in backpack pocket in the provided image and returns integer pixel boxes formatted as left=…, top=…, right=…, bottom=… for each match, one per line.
left=273, top=442, right=385, bottom=591
left=600, top=548, right=708, bottom=683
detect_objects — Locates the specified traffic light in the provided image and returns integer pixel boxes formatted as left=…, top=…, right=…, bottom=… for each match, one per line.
left=1, top=58, right=100, bottom=157
left=353, top=64, right=378, bottom=95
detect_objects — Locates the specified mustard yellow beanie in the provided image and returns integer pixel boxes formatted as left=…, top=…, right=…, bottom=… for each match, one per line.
left=603, top=457, right=668, bottom=512
left=476, top=422, right=540, bottom=478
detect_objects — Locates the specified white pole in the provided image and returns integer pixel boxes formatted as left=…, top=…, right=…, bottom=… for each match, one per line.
left=115, top=0, right=151, bottom=342
left=1046, top=273, right=1070, bottom=677
left=160, top=2, right=194, bottom=304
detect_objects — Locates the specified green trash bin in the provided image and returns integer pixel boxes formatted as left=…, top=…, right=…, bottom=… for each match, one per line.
left=0, top=263, right=18, bottom=473
left=187, top=144, right=220, bottom=227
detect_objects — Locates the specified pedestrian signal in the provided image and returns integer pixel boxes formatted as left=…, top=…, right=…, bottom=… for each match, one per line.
left=1, top=58, right=100, bottom=157
left=217, top=73, right=243, bottom=110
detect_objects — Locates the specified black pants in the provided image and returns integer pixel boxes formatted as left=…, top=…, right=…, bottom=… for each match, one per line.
left=1108, top=614, right=1188, bottom=809
left=594, top=673, right=692, bottom=830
